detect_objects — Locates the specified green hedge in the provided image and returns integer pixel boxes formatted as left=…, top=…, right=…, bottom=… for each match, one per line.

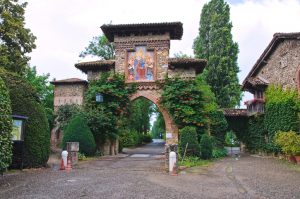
left=264, top=85, right=299, bottom=137
left=0, top=77, right=13, bottom=173
left=119, top=129, right=142, bottom=148
left=179, top=126, right=200, bottom=157
left=0, top=69, right=50, bottom=167
left=62, top=115, right=96, bottom=156
left=209, top=110, right=228, bottom=145
left=200, top=134, right=213, bottom=159
left=245, top=114, right=267, bottom=153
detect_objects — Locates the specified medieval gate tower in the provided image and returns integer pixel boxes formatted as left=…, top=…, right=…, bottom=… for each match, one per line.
left=51, top=22, right=206, bottom=169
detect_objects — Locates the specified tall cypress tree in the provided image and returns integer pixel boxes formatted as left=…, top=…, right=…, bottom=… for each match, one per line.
left=194, top=0, right=241, bottom=108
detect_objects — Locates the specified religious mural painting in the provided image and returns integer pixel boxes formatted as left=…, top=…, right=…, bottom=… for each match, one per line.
left=127, top=46, right=155, bottom=82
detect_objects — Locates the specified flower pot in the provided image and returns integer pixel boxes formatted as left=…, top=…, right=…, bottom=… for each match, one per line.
left=294, top=155, right=300, bottom=165
left=288, top=156, right=297, bottom=164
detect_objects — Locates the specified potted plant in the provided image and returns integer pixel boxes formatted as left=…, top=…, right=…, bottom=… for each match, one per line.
left=274, top=131, right=300, bottom=164
left=224, top=131, right=240, bottom=155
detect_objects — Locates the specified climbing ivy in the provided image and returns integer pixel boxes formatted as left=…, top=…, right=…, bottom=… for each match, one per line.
left=264, top=85, right=299, bottom=137
left=160, top=77, right=206, bottom=135
left=84, top=72, right=136, bottom=144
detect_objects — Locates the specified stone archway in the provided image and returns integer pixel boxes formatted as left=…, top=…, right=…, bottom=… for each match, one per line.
left=129, top=89, right=178, bottom=145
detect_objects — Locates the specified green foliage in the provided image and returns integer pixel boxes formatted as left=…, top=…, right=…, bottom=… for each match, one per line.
left=119, top=129, right=142, bottom=148
left=128, top=98, right=154, bottom=134
left=0, top=69, right=50, bottom=167
left=62, top=115, right=96, bottom=156
left=56, top=104, right=81, bottom=130
left=245, top=115, right=267, bottom=153
left=151, top=112, right=165, bottom=139
left=0, top=0, right=36, bottom=74
left=0, top=76, right=13, bottom=173
left=78, top=152, right=87, bottom=161
left=264, top=85, right=299, bottom=137
left=179, top=126, right=200, bottom=157
left=225, top=130, right=239, bottom=147
left=274, top=131, right=300, bottom=156
left=226, top=117, right=248, bottom=144
left=208, top=110, right=228, bottom=144
left=160, top=78, right=205, bottom=131
left=193, top=0, right=241, bottom=108
left=179, top=156, right=211, bottom=168
left=84, top=72, right=136, bottom=144
left=80, top=35, right=114, bottom=60
left=212, top=147, right=227, bottom=159
left=200, top=134, right=213, bottom=159
left=24, top=66, right=54, bottom=129
left=142, top=134, right=153, bottom=143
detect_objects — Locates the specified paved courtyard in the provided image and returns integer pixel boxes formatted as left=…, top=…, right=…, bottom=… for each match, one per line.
left=1, top=142, right=300, bottom=199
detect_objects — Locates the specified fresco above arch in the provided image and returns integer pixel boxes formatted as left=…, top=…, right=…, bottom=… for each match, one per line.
left=126, top=46, right=156, bottom=82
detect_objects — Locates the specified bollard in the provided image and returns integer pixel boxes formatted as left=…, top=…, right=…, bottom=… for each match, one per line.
left=62, top=150, right=68, bottom=168
left=169, top=151, right=176, bottom=174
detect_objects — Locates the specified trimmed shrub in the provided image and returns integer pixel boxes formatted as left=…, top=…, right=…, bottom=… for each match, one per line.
left=119, top=129, right=142, bottom=148
left=62, top=115, right=96, bottom=156
left=200, top=134, right=213, bottom=159
left=0, top=69, right=50, bottom=167
left=264, top=85, right=299, bottom=137
left=212, top=147, right=227, bottom=159
left=0, top=77, right=13, bottom=173
left=179, top=126, right=200, bottom=157
left=274, top=131, right=300, bottom=156
left=142, top=134, right=153, bottom=143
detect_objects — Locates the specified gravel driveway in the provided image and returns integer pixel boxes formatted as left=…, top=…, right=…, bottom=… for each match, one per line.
left=1, top=142, right=300, bottom=199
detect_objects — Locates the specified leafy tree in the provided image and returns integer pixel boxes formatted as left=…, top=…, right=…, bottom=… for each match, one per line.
left=0, top=0, right=36, bottom=74
left=151, top=113, right=165, bottom=139
left=56, top=104, right=81, bottom=131
left=0, top=76, right=13, bottom=173
left=84, top=72, right=136, bottom=146
left=128, top=98, right=154, bottom=134
left=79, top=35, right=114, bottom=60
left=0, top=69, right=50, bottom=168
left=24, top=66, right=54, bottom=129
left=194, top=0, right=241, bottom=108
left=62, top=114, right=96, bottom=156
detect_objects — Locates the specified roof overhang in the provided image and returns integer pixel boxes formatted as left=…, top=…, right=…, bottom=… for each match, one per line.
left=168, top=58, right=207, bottom=74
left=101, top=22, right=183, bottom=42
left=242, top=32, right=300, bottom=91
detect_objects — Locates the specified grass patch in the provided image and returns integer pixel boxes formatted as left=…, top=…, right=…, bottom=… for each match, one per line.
left=179, top=156, right=212, bottom=168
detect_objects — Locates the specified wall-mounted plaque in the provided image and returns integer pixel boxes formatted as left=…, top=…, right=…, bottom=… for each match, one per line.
left=166, top=132, right=173, bottom=139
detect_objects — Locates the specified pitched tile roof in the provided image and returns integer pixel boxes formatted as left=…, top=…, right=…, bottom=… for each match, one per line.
left=242, top=32, right=300, bottom=90
left=50, top=78, right=87, bottom=85
left=101, top=22, right=183, bottom=42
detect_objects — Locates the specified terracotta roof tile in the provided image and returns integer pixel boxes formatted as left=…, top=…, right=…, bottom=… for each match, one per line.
left=50, top=78, right=87, bottom=85
left=101, top=22, right=183, bottom=42
left=168, top=58, right=207, bottom=74
left=75, top=60, right=115, bottom=74
left=242, top=32, right=300, bottom=90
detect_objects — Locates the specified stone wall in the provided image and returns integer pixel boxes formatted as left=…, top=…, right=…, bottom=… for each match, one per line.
left=53, top=84, right=87, bottom=112
left=256, top=39, right=300, bottom=90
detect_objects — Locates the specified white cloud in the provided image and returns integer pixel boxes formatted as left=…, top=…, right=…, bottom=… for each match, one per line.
left=24, top=0, right=300, bottom=105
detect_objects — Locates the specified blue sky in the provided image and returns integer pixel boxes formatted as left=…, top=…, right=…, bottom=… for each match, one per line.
left=24, top=0, right=300, bottom=106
